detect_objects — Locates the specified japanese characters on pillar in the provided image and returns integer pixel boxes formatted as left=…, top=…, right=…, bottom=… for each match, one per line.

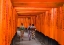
left=0, top=0, right=17, bottom=45
left=61, top=4, right=64, bottom=45
left=56, top=7, right=61, bottom=44
left=5, top=0, right=9, bottom=45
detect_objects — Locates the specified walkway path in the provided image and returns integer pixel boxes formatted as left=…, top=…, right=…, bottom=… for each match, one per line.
left=15, top=31, right=41, bottom=45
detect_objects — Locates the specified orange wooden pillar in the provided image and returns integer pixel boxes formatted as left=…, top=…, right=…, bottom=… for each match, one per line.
left=39, top=14, right=43, bottom=32
left=12, top=8, right=15, bottom=37
left=44, top=11, right=47, bottom=36
left=40, top=14, right=42, bottom=33
left=56, top=7, right=62, bottom=44
left=8, top=0, right=11, bottom=44
left=0, top=0, right=17, bottom=45
left=35, top=15, right=39, bottom=31
left=0, top=0, right=3, bottom=44
left=31, top=17, right=33, bottom=24
left=25, top=18, right=27, bottom=27
left=41, top=13, right=45, bottom=34
left=27, top=17, right=31, bottom=28
left=38, top=15, right=41, bottom=32
left=5, top=0, right=9, bottom=45
left=0, top=0, right=6, bottom=45
left=23, top=18, right=25, bottom=27
left=25, top=17, right=28, bottom=28
left=15, top=12, right=18, bottom=31
left=49, top=8, right=59, bottom=40
left=6, top=0, right=18, bottom=44
left=2, top=0, right=7, bottom=45
left=8, top=3, right=13, bottom=44
left=7, top=0, right=13, bottom=44
left=59, top=6, right=63, bottom=45
left=11, top=5, right=14, bottom=40
left=32, top=16, right=36, bottom=25
left=60, top=4, right=64, bottom=45
left=53, top=8, right=58, bottom=41
left=24, top=18, right=26, bottom=28
left=14, top=8, right=17, bottom=38
left=12, top=8, right=17, bottom=38
left=49, top=8, right=55, bottom=39
left=36, top=15, right=41, bottom=32
left=0, top=1, right=2, bottom=45
left=17, top=18, right=21, bottom=27
left=44, top=11, right=50, bottom=36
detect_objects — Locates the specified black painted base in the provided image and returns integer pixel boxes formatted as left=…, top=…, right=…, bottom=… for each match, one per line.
left=35, top=31, right=60, bottom=45
left=10, top=32, right=20, bottom=45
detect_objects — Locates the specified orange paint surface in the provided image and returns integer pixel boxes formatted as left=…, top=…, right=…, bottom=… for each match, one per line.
left=12, top=0, right=64, bottom=3
left=0, top=0, right=64, bottom=45
left=0, top=0, right=18, bottom=45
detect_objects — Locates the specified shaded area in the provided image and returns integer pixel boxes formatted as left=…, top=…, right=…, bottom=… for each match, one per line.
left=10, top=32, right=20, bottom=45
left=36, top=31, right=60, bottom=45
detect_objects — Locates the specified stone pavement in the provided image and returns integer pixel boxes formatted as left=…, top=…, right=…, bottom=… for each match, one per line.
left=15, top=31, right=41, bottom=45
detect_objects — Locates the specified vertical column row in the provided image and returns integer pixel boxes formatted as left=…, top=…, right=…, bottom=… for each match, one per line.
left=0, top=0, right=18, bottom=45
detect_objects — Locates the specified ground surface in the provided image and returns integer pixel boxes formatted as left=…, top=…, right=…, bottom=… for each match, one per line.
left=14, top=31, right=41, bottom=45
